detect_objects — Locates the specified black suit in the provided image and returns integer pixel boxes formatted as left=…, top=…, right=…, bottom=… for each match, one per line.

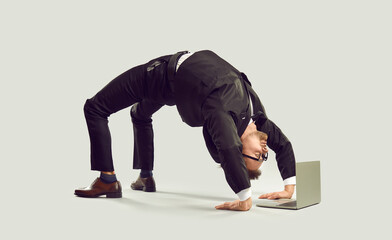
left=83, top=50, right=295, bottom=195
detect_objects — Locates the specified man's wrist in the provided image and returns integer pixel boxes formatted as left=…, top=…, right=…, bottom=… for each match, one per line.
left=284, top=184, right=295, bottom=195
left=240, top=197, right=252, bottom=211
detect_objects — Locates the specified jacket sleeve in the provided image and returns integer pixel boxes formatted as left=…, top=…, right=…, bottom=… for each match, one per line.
left=202, top=94, right=251, bottom=194
left=202, top=126, right=220, bottom=164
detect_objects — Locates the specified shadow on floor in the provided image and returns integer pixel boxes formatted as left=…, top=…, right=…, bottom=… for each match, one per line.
left=156, top=190, right=230, bottom=202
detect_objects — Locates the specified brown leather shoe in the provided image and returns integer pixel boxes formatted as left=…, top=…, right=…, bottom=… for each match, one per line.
left=131, top=175, right=156, bottom=192
left=74, top=178, right=122, bottom=198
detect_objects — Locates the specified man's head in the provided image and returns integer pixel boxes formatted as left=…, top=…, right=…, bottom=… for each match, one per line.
left=241, top=128, right=269, bottom=180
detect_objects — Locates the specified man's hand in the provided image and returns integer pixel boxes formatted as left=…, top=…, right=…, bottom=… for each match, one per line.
left=215, top=197, right=252, bottom=211
left=258, top=185, right=295, bottom=200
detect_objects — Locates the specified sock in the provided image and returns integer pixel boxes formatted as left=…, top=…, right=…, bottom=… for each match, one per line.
left=100, top=172, right=118, bottom=183
left=140, top=169, right=153, bottom=178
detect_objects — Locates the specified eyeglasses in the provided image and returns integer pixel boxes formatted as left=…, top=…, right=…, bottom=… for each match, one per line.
left=242, top=152, right=268, bottom=162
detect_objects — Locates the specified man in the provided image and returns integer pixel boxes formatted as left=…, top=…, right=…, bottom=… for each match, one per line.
left=74, top=50, right=296, bottom=211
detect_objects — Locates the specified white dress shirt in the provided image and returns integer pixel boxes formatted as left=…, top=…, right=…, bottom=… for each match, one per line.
left=176, top=52, right=194, bottom=72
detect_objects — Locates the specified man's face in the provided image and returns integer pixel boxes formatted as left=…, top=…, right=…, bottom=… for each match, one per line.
left=242, top=133, right=268, bottom=171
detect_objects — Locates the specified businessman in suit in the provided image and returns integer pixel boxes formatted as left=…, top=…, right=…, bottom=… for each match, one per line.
left=74, top=50, right=296, bottom=211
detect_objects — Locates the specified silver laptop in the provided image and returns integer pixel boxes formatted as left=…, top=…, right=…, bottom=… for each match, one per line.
left=256, top=161, right=321, bottom=210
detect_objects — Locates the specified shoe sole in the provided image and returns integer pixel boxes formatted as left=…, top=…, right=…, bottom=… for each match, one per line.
left=131, top=185, right=156, bottom=192
left=74, top=192, right=122, bottom=198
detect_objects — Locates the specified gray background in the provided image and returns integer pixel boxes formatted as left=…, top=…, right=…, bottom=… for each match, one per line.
left=1, top=0, right=391, bottom=239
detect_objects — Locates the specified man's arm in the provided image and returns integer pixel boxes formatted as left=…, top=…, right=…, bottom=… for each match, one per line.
left=202, top=95, right=252, bottom=211
left=245, top=81, right=296, bottom=199
left=254, top=116, right=297, bottom=199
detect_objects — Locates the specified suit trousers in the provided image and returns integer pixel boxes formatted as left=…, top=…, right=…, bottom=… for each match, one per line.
left=83, top=54, right=173, bottom=171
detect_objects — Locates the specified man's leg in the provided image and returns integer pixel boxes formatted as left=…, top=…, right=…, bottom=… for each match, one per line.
left=130, top=100, right=163, bottom=192
left=84, top=65, right=145, bottom=172
left=75, top=64, right=146, bottom=198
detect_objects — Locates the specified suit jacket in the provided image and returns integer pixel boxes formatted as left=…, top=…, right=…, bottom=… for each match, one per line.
left=173, top=50, right=296, bottom=194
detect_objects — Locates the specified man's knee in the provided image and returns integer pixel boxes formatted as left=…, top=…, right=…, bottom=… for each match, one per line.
left=130, top=103, right=152, bottom=125
left=84, top=98, right=108, bottom=119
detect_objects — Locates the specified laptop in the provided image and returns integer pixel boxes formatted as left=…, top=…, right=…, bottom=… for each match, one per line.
left=256, top=161, right=321, bottom=210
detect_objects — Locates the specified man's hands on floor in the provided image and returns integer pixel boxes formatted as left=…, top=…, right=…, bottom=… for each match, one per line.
left=258, top=184, right=295, bottom=199
left=215, top=197, right=252, bottom=211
